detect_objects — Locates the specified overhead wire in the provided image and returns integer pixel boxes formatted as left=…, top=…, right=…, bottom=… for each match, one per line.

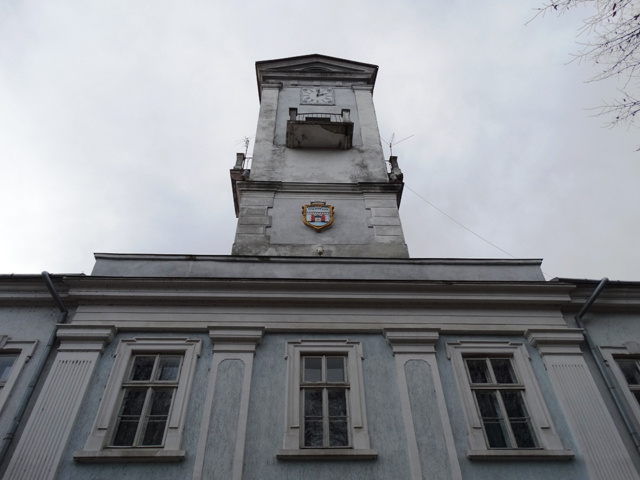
left=403, top=184, right=554, bottom=280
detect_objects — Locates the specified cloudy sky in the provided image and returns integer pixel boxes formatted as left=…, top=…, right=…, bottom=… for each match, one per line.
left=1, top=0, right=638, bottom=281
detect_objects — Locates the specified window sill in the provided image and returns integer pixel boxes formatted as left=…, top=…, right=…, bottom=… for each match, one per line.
left=277, top=448, right=378, bottom=461
left=467, top=449, right=574, bottom=461
left=73, top=449, right=186, bottom=463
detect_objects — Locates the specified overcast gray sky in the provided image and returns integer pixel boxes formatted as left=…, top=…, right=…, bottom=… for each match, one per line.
left=1, top=0, right=638, bottom=280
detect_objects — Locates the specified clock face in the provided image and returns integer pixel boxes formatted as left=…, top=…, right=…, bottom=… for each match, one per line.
left=301, top=87, right=334, bottom=105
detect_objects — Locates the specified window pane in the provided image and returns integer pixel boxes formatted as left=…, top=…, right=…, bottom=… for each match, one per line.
left=617, top=360, right=640, bottom=385
left=491, top=359, right=517, bottom=384
left=467, top=359, right=490, bottom=384
left=156, top=356, right=181, bottom=381
left=0, top=356, right=16, bottom=383
left=475, top=391, right=500, bottom=418
left=501, top=391, right=527, bottom=418
left=112, top=419, right=139, bottom=446
left=304, top=420, right=323, bottom=447
left=139, top=389, right=173, bottom=446
left=328, top=389, right=347, bottom=417
left=511, top=420, right=537, bottom=448
left=149, top=388, right=174, bottom=415
left=326, top=357, right=345, bottom=383
left=304, top=389, right=323, bottom=417
left=484, top=420, right=509, bottom=448
left=475, top=391, right=510, bottom=448
left=112, top=389, right=147, bottom=446
left=141, top=418, right=168, bottom=446
left=329, top=419, right=349, bottom=447
left=130, top=356, right=156, bottom=381
left=304, top=357, right=322, bottom=382
left=120, top=388, right=147, bottom=416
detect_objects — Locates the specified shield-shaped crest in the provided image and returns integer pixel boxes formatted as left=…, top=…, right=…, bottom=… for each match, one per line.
left=302, top=201, right=334, bottom=232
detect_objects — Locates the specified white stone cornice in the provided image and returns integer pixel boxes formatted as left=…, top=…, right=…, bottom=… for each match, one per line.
left=526, top=328, right=585, bottom=356
left=66, top=278, right=572, bottom=308
left=209, top=327, right=264, bottom=353
left=0, top=276, right=73, bottom=306
left=566, top=286, right=640, bottom=312
left=384, top=328, right=439, bottom=354
left=56, top=325, right=116, bottom=352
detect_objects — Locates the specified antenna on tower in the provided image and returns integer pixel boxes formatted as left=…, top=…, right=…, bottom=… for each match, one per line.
left=235, top=136, right=254, bottom=160
left=383, top=133, right=414, bottom=156
left=243, top=137, right=251, bottom=158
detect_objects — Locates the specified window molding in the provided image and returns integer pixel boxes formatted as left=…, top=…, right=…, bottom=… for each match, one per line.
left=447, top=340, right=572, bottom=460
left=0, top=336, right=37, bottom=414
left=74, top=337, right=201, bottom=463
left=277, top=340, right=377, bottom=460
left=600, top=341, right=640, bottom=429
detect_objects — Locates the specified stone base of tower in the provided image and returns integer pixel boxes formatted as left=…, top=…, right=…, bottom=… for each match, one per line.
left=231, top=181, right=409, bottom=258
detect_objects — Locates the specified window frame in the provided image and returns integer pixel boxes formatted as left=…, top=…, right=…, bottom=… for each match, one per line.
left=74, top=337, right=201, bottom=462
left=277, top=340, right=377, bottom=460
left=111, top=354, right=183, bottom=448
left=301, top=354, right=350, bottom=448
left=447, top=341, right=570, bottom=460
left=464, top=357, right=538, bottom=449
left=601, top=342, right=640, bottom=429
left=0, top=337, right=37, bottom=415
left=613, top=358, right=640, bottom=403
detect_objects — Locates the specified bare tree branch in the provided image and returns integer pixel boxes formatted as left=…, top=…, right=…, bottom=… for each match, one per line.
left=533, top=0, right=640, bottom=131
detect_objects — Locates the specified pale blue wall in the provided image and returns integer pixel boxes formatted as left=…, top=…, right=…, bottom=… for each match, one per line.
left=54, top=331, right=594, bottom=479
left=56, top=332, right=212, bottom=480
left=243, top=333, right=413, bottom=480
left=436, top=335, right=589, bottom=480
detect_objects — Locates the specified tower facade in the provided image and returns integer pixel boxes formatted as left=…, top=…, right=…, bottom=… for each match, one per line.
left=231, top=54, right=409, bottom=258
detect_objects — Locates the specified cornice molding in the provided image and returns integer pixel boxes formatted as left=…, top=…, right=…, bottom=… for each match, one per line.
left=565, top=287, right=640, bottom=312
left=0, top=276, right=73, bottom=306
left=56, top=325, right=116, bottom=352
left=63, top=277, right=573, bottom=309
left=209, top=327, right=264, bottom=353
left=234, top=181, right=404, bottom=196
left=526, top=328, right=585, bottom=356
left=384, top=328, right=439, bottom=354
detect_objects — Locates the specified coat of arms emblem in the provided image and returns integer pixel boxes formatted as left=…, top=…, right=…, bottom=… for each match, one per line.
left=302, top=201, right=334, bottom=232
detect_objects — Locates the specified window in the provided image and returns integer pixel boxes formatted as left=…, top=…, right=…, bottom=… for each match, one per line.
left=0, top=355, right=17, bottom=391
left=447, top=341, right=570, bottom=460
left=0, top=338, right=37, bottom=414
left=111, top=354, right=182, bottom=447
left=615, top=359, right=640, bottom=405
left=465, top=357, right=537, bottom=449
left=301, top=355, right=349, bottom=448
left=601, top=343, right=640, bottom=427
left=278, top=340, right=376, bottom=460
left=74, top=338, right=201, bottom=462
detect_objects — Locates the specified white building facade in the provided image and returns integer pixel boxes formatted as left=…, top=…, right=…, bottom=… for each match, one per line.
left=1, top=55, right=639, bottom=480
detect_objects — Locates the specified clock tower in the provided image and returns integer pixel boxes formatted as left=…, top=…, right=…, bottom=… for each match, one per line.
left=231, top=54, right=409, bottom=258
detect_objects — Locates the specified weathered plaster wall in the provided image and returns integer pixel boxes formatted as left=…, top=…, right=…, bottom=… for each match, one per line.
left=0, top=306, right=59, bottom=446
left=251, top=86, right=388, bottom=184
left=436, top=335, right=588, bottom=480
left=243, top=333, right=413, bottom=480
left=56, top=332, right=212, bottom=480
left=562, top=309, right=640, bottom=475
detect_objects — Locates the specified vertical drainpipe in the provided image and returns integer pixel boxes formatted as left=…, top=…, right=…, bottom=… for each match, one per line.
left=0, top=272, right=68, bottom=464
left=574, top=277, right=640, bottom=453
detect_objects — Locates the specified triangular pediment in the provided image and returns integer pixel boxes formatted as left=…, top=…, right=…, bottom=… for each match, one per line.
left=256, top=54, right=378, bottom=88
